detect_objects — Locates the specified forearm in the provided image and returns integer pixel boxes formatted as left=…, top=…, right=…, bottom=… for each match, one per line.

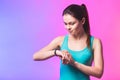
left=72, top=62, right=103, bottom=78
left=33, top=50, right=55, bottom=61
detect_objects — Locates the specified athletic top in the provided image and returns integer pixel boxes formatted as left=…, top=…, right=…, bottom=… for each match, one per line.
left=60, top=35, right=94, bottom=80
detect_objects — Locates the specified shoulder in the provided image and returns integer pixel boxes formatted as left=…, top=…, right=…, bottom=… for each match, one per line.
left=52, top=36, right=65, bottom=46
left=93, top=37, right=102, bottom=43
left=53, top=36, right=65, bottom=42
left=92, top=37, right=102, bottom=49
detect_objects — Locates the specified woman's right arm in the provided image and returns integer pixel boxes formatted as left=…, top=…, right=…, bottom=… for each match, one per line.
left=33, top=36, right=64, bottom=61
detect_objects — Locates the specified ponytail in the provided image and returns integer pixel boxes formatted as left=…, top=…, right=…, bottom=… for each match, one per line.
left=81, top=4, right=91, bottom=48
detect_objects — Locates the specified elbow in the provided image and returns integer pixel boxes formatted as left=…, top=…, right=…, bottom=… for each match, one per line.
left=95, top=70, right=103, bottom=78
left=33, top=53, right=40, bottom=61
left=33, top=54, right=37, bottom=61
left=96, top=73, right=103, bottom=78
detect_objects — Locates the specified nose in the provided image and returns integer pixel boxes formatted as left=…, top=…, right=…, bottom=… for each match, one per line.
left=66, top=25, right=71, bottom=31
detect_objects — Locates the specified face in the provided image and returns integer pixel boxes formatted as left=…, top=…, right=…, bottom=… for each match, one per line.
left=63, top=14, right=83, bottom=35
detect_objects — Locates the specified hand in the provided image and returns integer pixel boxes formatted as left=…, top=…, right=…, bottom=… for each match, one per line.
left=61, top=50, right=75, bottom=65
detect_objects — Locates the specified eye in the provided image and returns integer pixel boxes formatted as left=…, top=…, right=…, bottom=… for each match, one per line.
left=69, top=22, right=75, bottom=25
left=71, top=22, right=75, bottom=25
left=64, top=22, right=67, bottom=25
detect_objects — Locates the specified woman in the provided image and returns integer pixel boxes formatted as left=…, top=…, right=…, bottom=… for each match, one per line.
left=33, top=4, right=104, bottom=80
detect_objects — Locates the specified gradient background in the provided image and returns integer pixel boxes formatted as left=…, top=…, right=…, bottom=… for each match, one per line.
left=0, top=0, right=120, bottom=80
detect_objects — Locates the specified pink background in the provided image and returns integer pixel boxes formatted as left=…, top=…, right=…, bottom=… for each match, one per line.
left=0, top=0, right=120, bottom=80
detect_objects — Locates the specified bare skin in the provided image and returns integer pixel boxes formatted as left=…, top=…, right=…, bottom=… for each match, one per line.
left=33, top=14, right=104, bottom=78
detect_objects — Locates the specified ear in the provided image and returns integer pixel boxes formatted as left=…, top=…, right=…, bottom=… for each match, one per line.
left=81, top=17, right=85, bottom=25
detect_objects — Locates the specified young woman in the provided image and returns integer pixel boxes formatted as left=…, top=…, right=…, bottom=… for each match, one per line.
left=33, top=4, right=104, bottom=80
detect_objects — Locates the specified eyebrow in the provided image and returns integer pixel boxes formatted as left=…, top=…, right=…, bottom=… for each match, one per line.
left=64, top=21, right=75, bottom=24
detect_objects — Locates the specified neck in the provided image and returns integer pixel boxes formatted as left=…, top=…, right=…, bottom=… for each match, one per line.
left=69, top=31, right=87, bottom=40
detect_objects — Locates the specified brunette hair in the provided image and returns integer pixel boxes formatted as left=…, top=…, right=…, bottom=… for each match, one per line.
left=62, top=4, right=91, bottom=48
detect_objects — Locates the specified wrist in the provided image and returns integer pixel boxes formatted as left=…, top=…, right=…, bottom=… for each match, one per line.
left=54, top=49, right=58, bottom=56
left=71, top=61, right=77, bottom=66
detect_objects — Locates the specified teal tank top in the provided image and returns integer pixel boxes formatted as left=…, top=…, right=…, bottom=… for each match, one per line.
left=60, top=35, right=94, bottom=80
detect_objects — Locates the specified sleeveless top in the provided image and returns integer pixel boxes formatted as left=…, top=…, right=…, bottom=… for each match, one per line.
left=60, top=35, right=94, bottom=80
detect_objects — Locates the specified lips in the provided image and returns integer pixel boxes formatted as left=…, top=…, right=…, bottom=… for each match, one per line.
left=69, top=30, right=73, bottom=33
left=67, top=29, right=73, bottom=33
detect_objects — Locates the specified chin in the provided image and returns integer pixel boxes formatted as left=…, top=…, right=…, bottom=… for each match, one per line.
left=69, top=32, right=75, bottom=35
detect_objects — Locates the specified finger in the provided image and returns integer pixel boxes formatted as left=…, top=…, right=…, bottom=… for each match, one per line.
left=62, top=59, right=68, bottom=64
left=62, top=50, right=68, bottom=53
left=62, top=51, right=69, bottom=62
left=66, top=53, right=70, bottom=60
left=62, top=59, right=66, bottom=64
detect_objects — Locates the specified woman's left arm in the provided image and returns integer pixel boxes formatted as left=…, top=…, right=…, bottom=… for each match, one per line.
left=69, top=38, right=104, bottom=78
